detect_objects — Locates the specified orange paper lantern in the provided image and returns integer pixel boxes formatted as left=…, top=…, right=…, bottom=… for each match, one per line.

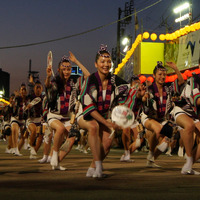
left=165, top=76, right=170, bottom=82
left=181, top=73, right=187, bottom=80
left=139, top=75, right=146, bottom=83
left=147, top=76, right=154, bottom=83
left=194, top=68, right=200, bottom=74
left=187, top=70, right=192, bottom=77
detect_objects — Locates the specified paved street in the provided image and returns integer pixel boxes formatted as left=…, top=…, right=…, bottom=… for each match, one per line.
left=0, top=140, right=200, bottom=200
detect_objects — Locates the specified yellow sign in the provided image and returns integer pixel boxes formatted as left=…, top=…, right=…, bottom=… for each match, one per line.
left=141, top=42, right=164, bottom=74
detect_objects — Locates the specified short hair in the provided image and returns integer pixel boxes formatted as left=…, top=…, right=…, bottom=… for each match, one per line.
left=153, top=61, right=167, bottom=75
left=130, top=75, right=139, bottom=83
left=95, top=44, right=111, bottom=63
left=58, top=56, right=71, bottom=68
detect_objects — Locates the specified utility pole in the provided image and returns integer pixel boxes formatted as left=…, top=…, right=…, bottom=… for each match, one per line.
left=116, top=0, right=134, bottom=67
left=116, top=7, right=122, bottom=68
left=27, top=59, right=39, bottom=93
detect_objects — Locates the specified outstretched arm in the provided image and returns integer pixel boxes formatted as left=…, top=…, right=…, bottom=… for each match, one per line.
left=166, top=62, right=184, bottom=85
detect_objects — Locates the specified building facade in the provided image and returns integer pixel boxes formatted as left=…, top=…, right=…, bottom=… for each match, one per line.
left=0, top=68, right=10, bottom=99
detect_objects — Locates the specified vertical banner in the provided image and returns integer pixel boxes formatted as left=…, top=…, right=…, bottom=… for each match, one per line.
left=176, top=29, right=200, bottom=70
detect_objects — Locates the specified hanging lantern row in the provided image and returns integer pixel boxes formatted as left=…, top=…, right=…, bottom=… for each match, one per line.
left=144, top=21, right=200, bottom=42
left=114, top=34, right=142, bottom=74
left=114, top=21, right=200, bottom=75
left=139, top=68, right=200, bottom=83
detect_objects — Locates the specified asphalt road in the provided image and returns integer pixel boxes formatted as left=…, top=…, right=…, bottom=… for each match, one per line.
left=0, top=140, right=200, bottom=200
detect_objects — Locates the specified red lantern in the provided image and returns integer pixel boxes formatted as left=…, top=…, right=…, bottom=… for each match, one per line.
left=194, top=68, right=200, bottom=74
left=181, top=73, right=187, bottom=80
left=139, top=75, right=146, bottom=83
left=184, top=70, right=190, bottom=76
left=187, top=70, right=192, bottom=77
left=165, top=76, right=170, bottom=82
left=147, top=76, right=154, bottom=83
left=169, top=75, right=175, bottom=82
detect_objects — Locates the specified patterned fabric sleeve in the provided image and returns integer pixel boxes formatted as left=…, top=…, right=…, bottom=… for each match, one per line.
left=80, top=76, right=98, bottom=119
left=123, top=87, right=138, bottom=110
left=42, top=96, right=48, bottom=121
left=174, top=78, right=180, bottom=93
left=192, top=74, right=200, bottom=112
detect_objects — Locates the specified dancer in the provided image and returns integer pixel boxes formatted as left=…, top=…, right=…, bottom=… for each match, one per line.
left=26, top=80, right=44, bottom=159
left=120, top=75, right=146, bottom=162
left=173, top=66, right=200, bottom=174
left=3, top=94, right=15, bottom=153
left=10, top=83, right=29, bottom=156
left=38, top=96, right=53, bottom=163
left=141, top=61, right=185, bottom=168
left=45, top=51, right=89, bottom=170
left=80, top=44, right=129, bottom=178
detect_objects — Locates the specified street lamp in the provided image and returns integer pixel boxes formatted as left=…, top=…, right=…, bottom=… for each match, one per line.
left=175, top=13, right=190, bottom=23
left=0, top=90, right=4, bottom=98
left=121, top=36, right=132, bottom=52
left=122, top=37, right=129, bottom=46
left=173, top=1, right=192, bottom=27
left=173, top=2, right=189, bottom=14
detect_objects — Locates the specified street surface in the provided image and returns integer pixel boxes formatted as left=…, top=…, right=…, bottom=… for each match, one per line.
left=0, top=141, right=200, bottom=200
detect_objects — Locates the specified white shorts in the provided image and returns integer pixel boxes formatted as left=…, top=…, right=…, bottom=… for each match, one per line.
left=170, top=106, right=199, bottom=130
left=47, top=112, right=71, bottom=128
left=10, top=117, right=25, bottom=127
left=26, top=117, right=42, bottom=127
left=140, top=112, right=168, bottom=127
left=3, top=121, right=10, bottom=130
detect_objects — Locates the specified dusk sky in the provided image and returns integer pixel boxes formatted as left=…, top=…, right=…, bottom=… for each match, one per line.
left=0, top=0, right=200, bottom=94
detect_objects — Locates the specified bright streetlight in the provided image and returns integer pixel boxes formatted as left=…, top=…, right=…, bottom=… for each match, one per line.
left=173, top=1, right=192, bottom=26
left=175, top=13, right=190, bottom=23
left=0, top=90, right=4, bottom=98
left=173, top=2, right=189, bottom=14
left=122, top=37, right=129, bottom=46
left=121, top=36, right=132, bottom=52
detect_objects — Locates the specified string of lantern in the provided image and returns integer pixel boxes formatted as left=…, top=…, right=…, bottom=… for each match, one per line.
left=114, top=21, right=200, bottom=82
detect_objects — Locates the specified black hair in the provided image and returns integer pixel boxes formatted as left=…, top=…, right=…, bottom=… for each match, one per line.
left=58, top=57, right=71, bottom=68
left=153, top=61, right=167, bottom=75
left=95, top=50, right=110, bottom=63
left=130, top=75, right=139, bottom=83
left=21, top=83, right=26, bottom=87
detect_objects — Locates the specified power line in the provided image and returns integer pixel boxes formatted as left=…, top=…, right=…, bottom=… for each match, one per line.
left=0, top=0, right=162, bottom=50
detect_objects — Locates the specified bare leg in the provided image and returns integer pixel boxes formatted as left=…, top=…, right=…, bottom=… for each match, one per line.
left=176, top=114, right=195, bottom=173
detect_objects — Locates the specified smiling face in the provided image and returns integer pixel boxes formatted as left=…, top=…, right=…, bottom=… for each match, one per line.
left=153, top=69, right=167, bottom=85
left=58, top=61, right=72, bottom=81
left=95, top=53, right=112, bottom=76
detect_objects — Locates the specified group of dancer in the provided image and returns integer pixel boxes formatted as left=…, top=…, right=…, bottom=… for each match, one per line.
left=0, top=44, right=200, bottom=178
